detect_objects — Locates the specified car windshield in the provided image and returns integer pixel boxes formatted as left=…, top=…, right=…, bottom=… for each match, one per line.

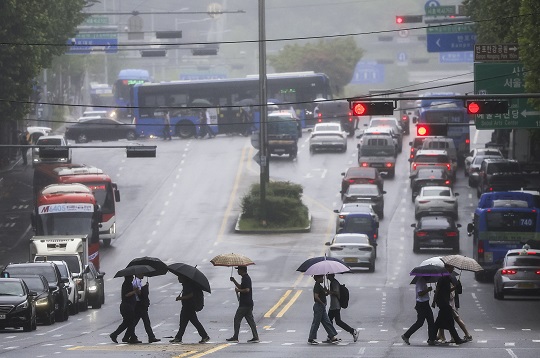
left=486, top=162, right=521, bottom=174
left=505, top=255, right=540, bottom=267
left=349, top=186, right=378, bottom=195
left=5, top=266, right=56, bottom=284
left=54, top=263, right=69, bottom=278
left=419, top=217, right=452, bottom=229
left=343, top=217, right=373, bottom=232
left=422, top=188, right=451, bottom=197
left=334, top=235, right=369, bottom=245
left=0, top=281, right=25, bottom=296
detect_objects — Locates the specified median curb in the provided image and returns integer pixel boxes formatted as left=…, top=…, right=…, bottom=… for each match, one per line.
left=234, top=209, right=312, bottom=234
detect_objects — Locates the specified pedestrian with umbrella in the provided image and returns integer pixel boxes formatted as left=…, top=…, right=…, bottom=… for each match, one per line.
left=110, top=265, right=155, bottom=344
left=402, top=263, right=449, bottom=346
left=168, top=263, right=210, bottom=344
left=307, top=274, right=340, bottom=345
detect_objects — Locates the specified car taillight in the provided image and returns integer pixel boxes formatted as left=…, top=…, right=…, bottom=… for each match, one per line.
left=478, top=240, right=484, bottom=255
left=385, top=162, right=393, bottom=168
left=489, top=187, right=494, bottom=192
left=402, top=115, right=408, bottom=121
left=369, top=179, right=375, bottom=183
left=536, top=270, right=540, bottom=275
left=418, top=200, right=430, bottom=204
left=348, top=179, right=355, bottom=184
left=373, top=233, right=377, bottom=239
left=318, top=118, right=322, bottom=123
left=338, top=215, right=346, bottom=219
left=446, top=164, right=451, bottom=170
left=410, top=154, right=415, bottom=159
left=416, top=231, right=428, bottom=237
left=501, top=269, right=517, bottom=275
left=444, top=180, right=450, bottom=185
left=445, top=231, right=458, bottom=237
left=330, top=247, right=343, bottom=251
left=413, top=163, right=417, bottom=170
left=361, top=162, right=369, bottom=167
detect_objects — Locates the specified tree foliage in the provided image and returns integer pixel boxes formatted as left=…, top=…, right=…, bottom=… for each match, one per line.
left=0, top=0, right=94, bottom=123
left=268, top=37, right=364, bottom=95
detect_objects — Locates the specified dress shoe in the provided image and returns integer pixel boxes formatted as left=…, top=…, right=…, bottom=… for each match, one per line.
left=149, top=337, right=161, bottom=343
left=109, top=334, right=118, bottom=343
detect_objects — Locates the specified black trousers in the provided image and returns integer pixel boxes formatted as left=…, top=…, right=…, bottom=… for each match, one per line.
left=112, top=303, right=136, bottom=340
left=404, top=301, right=436, bottom=341
left=434, top=304, right=461, bottom=342
left=328, top=308, right=354, bottom=335
left=175, top=307, right=208, bottom=340
left=125, top=302, right=155, bottom=340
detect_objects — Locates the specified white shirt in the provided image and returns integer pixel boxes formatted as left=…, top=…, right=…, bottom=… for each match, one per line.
left=415, top=277, right=430, bottom=303
left=133, top=277, right=143, bottom=302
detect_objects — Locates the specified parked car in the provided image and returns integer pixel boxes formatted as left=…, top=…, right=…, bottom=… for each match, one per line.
left=414, top=186, right=459, bottom=219
left=32, top=135, right=72, bottom=166
left=411, top=216, right=461, bottom=253
left=410, top=168, right=452, bottom=202
left=341, top=167, right=384, bottom=193
left=325, top=233, right=376, bottom=272
left=493, top=246, right=540, bottom=300
left=2, top=262, right=69, bottom=322
left=50, top=261, right=79, bottom=315
left=0, top=278, right=37, bottom=332
left=308, top=122, right=348, bottom=153
left=467, top=155, right=504, bottom=187
left=14, top=275, right=55, bottom=325
left=464, top=148, right=503, bottom=176
left=341, top=183, right=386, bottom=219
left=65, top=118, right=137, bottom=143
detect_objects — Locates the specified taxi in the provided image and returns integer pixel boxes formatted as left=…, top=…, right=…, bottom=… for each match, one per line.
left=493, top=245, right=540, bottom=300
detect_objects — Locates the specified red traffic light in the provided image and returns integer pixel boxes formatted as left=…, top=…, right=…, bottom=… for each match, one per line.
left=417, top=125, right=428, bottom=136
left=395, top=15, right=423, bottom=24
left=350, top=101, right=394, bottom=116
left=466, top=100, right=509, bottom=115
left=416, top=124, right=448, bottom=137
left=396, top=16, right=404, bottom=24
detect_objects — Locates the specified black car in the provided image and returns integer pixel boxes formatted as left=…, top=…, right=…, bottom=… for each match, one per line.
left=65, top=117, right=137, bottom=143
left=315, top=100, right=355, bottom=136
left=84, top=262, right=105, bottom=310
left=476, top=158, right=525, bottom=198
left=410, top=168, right=452, bottom=202
left=0, top=278, right=37, bottom=332
left=411, top=216, right=461, bottom=253
left=341, top=184, right=386, bottom=219
left=2, top=262, right=69, bottom=322
left=12, top=275, right=55, bottom=325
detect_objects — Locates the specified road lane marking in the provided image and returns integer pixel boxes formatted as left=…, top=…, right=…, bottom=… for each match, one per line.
left=264, top=290, right=292, bottom=318
left=276, top=290, right=302, bottom=317
left=505, top=349, right=518, bottom=358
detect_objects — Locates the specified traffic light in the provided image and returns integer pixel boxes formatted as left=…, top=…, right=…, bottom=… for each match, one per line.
left=396, top=15, right=423, bottom=24
left=466, top=100, right=509, bottom=115
left=192, top=47, right=218, bottom=56
left=416, top=124, right=448, bottom=137
left=140, top=49, right=167, bottom=57
left=351, top=101, right=394, bottom=116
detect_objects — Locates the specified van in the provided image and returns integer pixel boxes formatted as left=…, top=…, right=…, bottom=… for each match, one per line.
left=357, top=134, right=397, bottom=178
left=315, top=100, right=355, bottom=136
left=422, top=136, right=457, bottom=169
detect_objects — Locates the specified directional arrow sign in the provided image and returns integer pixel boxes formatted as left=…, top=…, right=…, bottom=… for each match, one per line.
left=474, top=44, right=519, bottom=62
left=427, top=33, right=476, bottom=52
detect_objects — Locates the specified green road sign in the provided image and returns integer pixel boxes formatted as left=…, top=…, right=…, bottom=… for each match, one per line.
left=474, top=62, right=540, bottom=129
left=426, top=5, right=456, bottom=16
left=76, top=32, right=118, bottom=39
left=83, top=16, right=109, bottom=25
left=427, top=24, right=475, bottom=34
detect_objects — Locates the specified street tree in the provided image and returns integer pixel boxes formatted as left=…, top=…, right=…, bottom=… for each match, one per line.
left=268, top=37, right=364, bottom=95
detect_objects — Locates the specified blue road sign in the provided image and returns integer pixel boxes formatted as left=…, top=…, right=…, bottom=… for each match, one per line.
left=439, top=51, right=474, bottom=63
left=67, top=38, right=118, bottom=54
left=350, top=61, right=385, bottom=84
left=397, top=52, right=408, bottom=63
left=427, top=33, right=476, bottom=53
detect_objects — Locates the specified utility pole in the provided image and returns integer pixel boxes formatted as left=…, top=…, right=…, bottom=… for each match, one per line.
left=258, top=0, right=268, bottom=226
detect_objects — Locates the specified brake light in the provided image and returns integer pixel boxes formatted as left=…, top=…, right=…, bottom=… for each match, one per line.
left=501, top=269, right=517, bottom=275
left=410, top=154, right=415, bottom=159
left=361, top=162, right=369, bottom=167
left=330, top=247, right=343, bottom=251
left=465, top=138, right=470, bottom=144
left=478, top=240, right=484, bottom=255
left=418, top=200, right=430, bottom=204
left=373, top=233, right=377, bottom=239
left=369, top=179, right=375, bottom=184
left=348, top=179, right=355, bottom=184
left=416, top=231, right=428, bottom=237
left=444, top=180, right=450, bottom=185
left=445, top=231, right=458, bottom=237
left=489, top=187, right=494, bottom=192
left=318, top=118, right=323, bottom=123
left=348, top=111, right=353, bottom=122
left=413, top=163, right=418, bottom=170
left=338, top=215, right=346, bottom=219
left=385, top=162, right=394, bottom=168
left=402, top=115, right=408, bottom=121
left=536, top=270, right=540, bottom=275
left=446, top=164, right=451, bottom=170
left=527, top=251, right=537, bottom=255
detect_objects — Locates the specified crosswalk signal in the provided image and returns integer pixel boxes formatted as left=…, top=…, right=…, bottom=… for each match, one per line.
left=351, top=101, right=394, bottom=116
left=466, top=100, right=509, bottom=114
left=416, top=124, right=448, bottom=137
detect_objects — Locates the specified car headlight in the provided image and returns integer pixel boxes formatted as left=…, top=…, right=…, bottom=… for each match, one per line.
left=88, top=285, right=97, bottom=292
left=16, top=300, right=29, bottom=310
left=35, top=297, right=49, bottom=307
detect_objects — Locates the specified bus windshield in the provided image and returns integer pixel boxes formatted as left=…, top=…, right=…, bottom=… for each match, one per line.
left=86, top=182, right=114, bottom=213
left=39, top=212, right=93, bottom=237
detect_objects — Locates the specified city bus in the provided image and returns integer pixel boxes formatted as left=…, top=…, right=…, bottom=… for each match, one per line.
left=89, top=82, right=115, bottom=118
left=113, top=69, right=151, bottom=118
left=33, top=164, right=120, bottom=246
left=416, top=93, right=471, bottom=164
left=130, top=72, right=333, bottom=139
left=467, top=201, right=540, bottom=281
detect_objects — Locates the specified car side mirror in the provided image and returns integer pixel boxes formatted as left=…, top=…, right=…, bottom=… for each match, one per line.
left=411, top=223, right=416, bottom=228
left=28, top=290, right=38, bottom=297
left=83, top=265, right=90, bottom=274
left=467, top=223, right=474, bottom=236
left=340, top=172, right=345, bottom=176
left=61, top=277, right=69, bottom=284
left=333, top=209, right=339, bottom=213
left=457, top=224, right=462, bottom=228
left=325, top=242, right=331, bottom=246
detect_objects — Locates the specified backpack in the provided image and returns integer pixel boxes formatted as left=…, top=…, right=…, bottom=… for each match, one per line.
left=338, top=283, right=349, bottom=309
left=193, top=288, right=204, bottom=312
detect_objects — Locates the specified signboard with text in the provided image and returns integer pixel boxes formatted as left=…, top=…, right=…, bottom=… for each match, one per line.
left=474, top=62, right=540, bottom=129
left=474, top=44, right=519, bottom=62
left=67, top=38, right=118, bottom=54
left=427, top=32, right=476, bottom=52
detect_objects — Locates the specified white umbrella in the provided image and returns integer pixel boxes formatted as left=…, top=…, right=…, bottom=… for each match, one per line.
left=420, top=256, right=444, bottom=267
left=303, top=260, right=350, bottom=276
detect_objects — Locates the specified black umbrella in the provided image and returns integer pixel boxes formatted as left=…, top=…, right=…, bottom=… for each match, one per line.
left=409, top=264, right=451, bottom=277
left=168, top=263, right=211, bottom=293
left=128, top=256, right=168, bottom=277
left=114, top=265, right=156, bottom=278
left=296, top=256, right=350, bottom=273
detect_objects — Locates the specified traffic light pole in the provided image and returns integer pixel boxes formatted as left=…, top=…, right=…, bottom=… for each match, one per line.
left=258, top=0, right=268, bottom=226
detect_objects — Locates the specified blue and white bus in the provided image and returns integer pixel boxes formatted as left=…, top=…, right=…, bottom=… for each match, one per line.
left=416, top=93, right=471, bottom=164
left=130, top=72, right=333, bottom=138
left=113, top=69, right=151, bottom=118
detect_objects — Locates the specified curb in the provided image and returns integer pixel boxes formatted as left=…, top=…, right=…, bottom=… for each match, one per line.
left=234, top=209, right=312, bottom=234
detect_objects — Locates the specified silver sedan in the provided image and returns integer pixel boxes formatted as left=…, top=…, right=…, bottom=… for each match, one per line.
left=309, top=123, right=348, bottom=153
left=325, top=233, right=375, bottom=272
left=494, top=247, right=540, bottom=300
left=414, top=186, right=459, bottom=219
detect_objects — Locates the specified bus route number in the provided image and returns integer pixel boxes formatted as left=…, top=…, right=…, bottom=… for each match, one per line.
left=520, top=218, right=534, bottom=226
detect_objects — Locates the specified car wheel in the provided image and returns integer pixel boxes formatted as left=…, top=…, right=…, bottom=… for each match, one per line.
left=175, top=121, right=196, bottom=139
left=414, top=211, right=420, bottom=220
left=63, top=304, right=69, bottom=321
left=413, top=240, right=420, bottom=253
left=79, top=296, right=88, bottom=312
left=368, top=263, right=375, bottom=272
left=126, top=130, right=136, bottom=141
left=76, top=133, right=89, bottom=143
left=103, top=239, right=111, bottom=247
left=69, top=300, right=79, bottom=315
left=494, top=286, right=504, bottom=300
left=101, top=288, right=105, bottom=305
left=411, top=194, right=416, bottom=203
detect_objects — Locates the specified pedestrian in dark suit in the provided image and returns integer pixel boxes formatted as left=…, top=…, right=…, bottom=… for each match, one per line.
left=18, top=131, right=29, bottom=165
left=170, top=276, right=209, bottom=344
left=402, top=276, right=437, bottom=346
left=127, top=273, right=160, bottom=343
left=110, top=275, right=141, bottom=344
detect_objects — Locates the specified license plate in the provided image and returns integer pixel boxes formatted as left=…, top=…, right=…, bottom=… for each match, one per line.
left=371, top=164, right=383, bottom=167
left=517, top=283, right=534, bottom=289
left=430, top=239, right=443, bottom=244
left=344, top=257, right=358, bottom=263
left=0, top=314, right=5, bottom=319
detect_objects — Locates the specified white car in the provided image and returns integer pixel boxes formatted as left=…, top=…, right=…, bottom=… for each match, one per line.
left=50, top=261, right=79, bottom=315
left=464, top=148, right=503, bottom=176
left=309, top=122, right=347, bottom=153
left=32, top=135, right=72, bottom=166
left=414, top=186, right=459, bottom=220
left=325, top=233, right=375, bottom=272
left=27, top=126, right=52, bottom=144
